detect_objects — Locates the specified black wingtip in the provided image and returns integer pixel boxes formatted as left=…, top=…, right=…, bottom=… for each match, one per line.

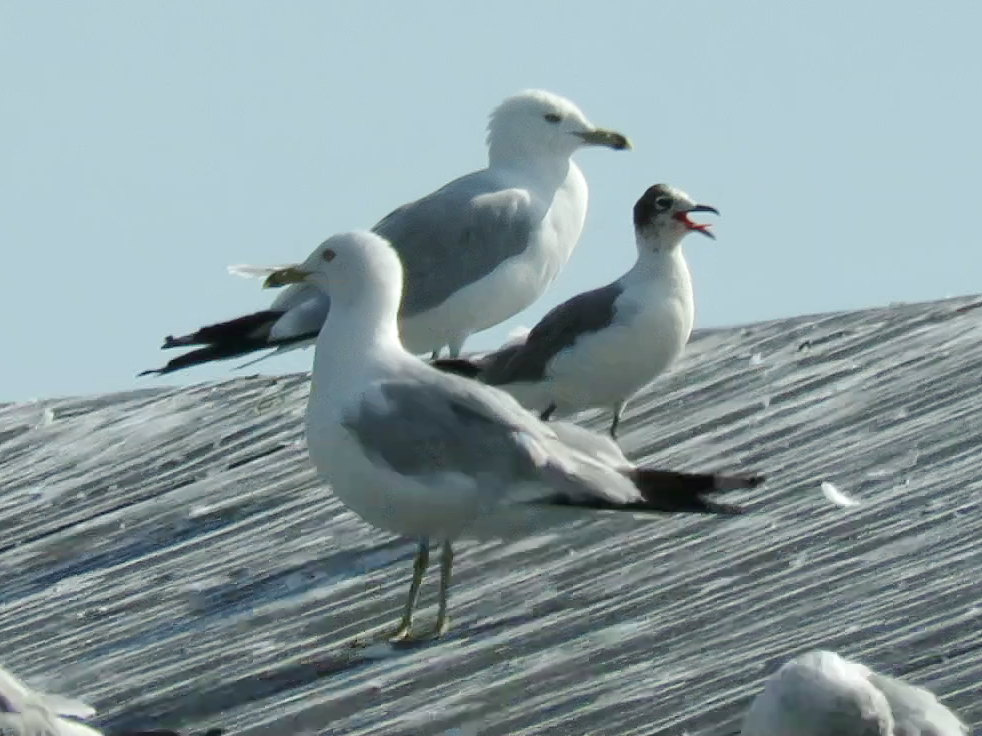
left=138, top=342, right=258, bottom=376
left=624, top=468, right=765, bottom=515
left=697, top=498, right=749, bottom=516
left=713, top=472, right=766, bottom=491
left=159, top=310, right=286, bottom=351
left=431, top=357, right=484, bottom=378
left=139, top=330, right=317, bottom=376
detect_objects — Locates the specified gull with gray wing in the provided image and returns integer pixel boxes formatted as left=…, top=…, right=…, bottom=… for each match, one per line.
left=141, top=89, right=631, bottom=376
left=741, top=650, right=967, bottom=736
left=0, top=662, right=101, bottom=736
left=0, top=662, right=224, bottom=736
left=276, top=229, right=765, bottom=642
left=434, top=183, right=716, bottom=438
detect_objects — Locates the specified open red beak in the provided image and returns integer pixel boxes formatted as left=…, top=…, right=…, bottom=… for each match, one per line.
left=673, top=204, right=719, bottom=239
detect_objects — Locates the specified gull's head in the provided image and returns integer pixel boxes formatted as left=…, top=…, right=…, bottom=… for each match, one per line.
left=261, top=231, right=403, bottom=307
left=633, top=183, right=719, bottom=249
left=487, top=89, right=631, bottom=164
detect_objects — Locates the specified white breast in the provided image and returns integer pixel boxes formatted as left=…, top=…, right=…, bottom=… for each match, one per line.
left=520, top=251, right=695, bottom=414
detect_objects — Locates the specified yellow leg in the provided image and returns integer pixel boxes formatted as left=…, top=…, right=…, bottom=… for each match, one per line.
left=610, top=400, right=627, bottom=439
left=389, top=540, right=429, bottom=642
left=433, top=541, right=454, bottom=637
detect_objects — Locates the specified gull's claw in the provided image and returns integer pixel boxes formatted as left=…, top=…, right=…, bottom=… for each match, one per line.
left=432, top=616, right=450, bottom=638
left=387, top=622, right=413, bottom=643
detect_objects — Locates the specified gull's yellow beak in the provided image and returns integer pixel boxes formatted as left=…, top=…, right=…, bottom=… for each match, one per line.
left=262, top=266, right=312, bottom=289
left=575, top=128, right=632, bottom=150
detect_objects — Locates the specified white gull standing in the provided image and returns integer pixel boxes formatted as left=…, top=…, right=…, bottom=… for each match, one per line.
left=433, top=183, right=717, bottom=439
left=741, top=650, right=968, bottom=736
left=273, top=230, right=765, bottom=642
left=142, top=89, right=631, bottom=376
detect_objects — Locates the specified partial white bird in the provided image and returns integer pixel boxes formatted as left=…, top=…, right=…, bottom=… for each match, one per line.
left=141, top=89, right=630, bottom=376
left=741, top=650, right=968, bottom=736
left=433, top=183, right=716, bottom=438
left=0, top=662, right=224, bottom=736
left=0, top=663, right=100, bottom=736
left=273, top=230, right=764, bottom=642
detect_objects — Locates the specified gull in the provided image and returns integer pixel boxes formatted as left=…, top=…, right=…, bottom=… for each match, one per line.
left=0, top=663, right=100, bottom=736
left=741, top=650, right=968, bottom=736
left=0, top=663, right=224, bottom=736
left=274, top=229, right=765, bottom=642
left=141, top=89, right=631, bottom=376
left=433, top=182, right=717, bottom=439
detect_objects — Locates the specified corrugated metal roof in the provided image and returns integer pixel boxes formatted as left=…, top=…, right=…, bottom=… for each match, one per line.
left=1, top=296, right=980, bottom=736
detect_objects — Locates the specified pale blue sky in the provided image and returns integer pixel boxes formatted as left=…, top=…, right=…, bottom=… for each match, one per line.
left=2, top=1, right=979, bottom=401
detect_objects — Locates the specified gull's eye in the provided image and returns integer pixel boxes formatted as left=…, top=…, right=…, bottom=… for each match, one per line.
left=322, top=248, right=336, bottom=262
left=655, top=196, right=673, bottom=211
left=543, top=113, right=562, bottom=123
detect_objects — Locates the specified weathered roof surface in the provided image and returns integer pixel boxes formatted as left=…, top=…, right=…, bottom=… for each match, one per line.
left=2, top=295, right=981, bottom=736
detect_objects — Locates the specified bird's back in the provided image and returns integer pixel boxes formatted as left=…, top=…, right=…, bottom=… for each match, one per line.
left=867, top=672, right=967, bottom=736
left=741, top=653, right=893, bottom=736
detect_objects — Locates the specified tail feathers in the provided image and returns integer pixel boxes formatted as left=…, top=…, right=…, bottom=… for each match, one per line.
left=140, top=333, right=314, bottom=376
left=543, top=469, right=763, bottom=516
left=634, top=469, right=765, bottom=494
left=431, top=357, right=484, bottom=379
left=628, top=468, right=765, bottom=515
left=140, top=343, right=266, bottom=376
left=538, top=468, right=764, bottom=516
left=162, top=310, right=284, bottom=350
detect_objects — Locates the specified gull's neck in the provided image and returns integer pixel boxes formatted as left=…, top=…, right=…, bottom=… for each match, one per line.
left=487, top=141, right=575, bottom=192
left=310, top=286, right=403, bottom=396
left=620, top=233, right=690, bottom=290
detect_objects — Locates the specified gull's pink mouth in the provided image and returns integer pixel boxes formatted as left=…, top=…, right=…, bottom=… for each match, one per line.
left=674, top=212, right=711, bottom=234
left=672, top=205, right=718, bottom=239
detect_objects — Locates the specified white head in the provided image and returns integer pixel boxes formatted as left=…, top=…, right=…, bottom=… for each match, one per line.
left=486, top=89, right=631, bottom=166
left=266, top=231, right=404, bottom=322
left=632, top=183, right=719, bottom=252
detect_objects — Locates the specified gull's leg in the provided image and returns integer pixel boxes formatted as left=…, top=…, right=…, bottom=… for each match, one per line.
left=448, top=338, right=466, bottom=359
left=430, top=350, right=441, bottom=360
left=433, top=541, right=454, bottom=637
left=609, top=400, right=627, bottom=439
left=389, top=539, right=430, bottom=642
left=539, top=403, right=557, bottom=422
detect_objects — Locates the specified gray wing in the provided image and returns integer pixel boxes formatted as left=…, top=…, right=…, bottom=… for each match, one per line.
left=867, top=673, right=967, bottom=736
left=481, top=281, right=623, bottom=384
left=341, top=369, right=643, bottom=506
left=372, top=171, right=540, bottom=317
left=342, top=376, right=543, bottom=481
